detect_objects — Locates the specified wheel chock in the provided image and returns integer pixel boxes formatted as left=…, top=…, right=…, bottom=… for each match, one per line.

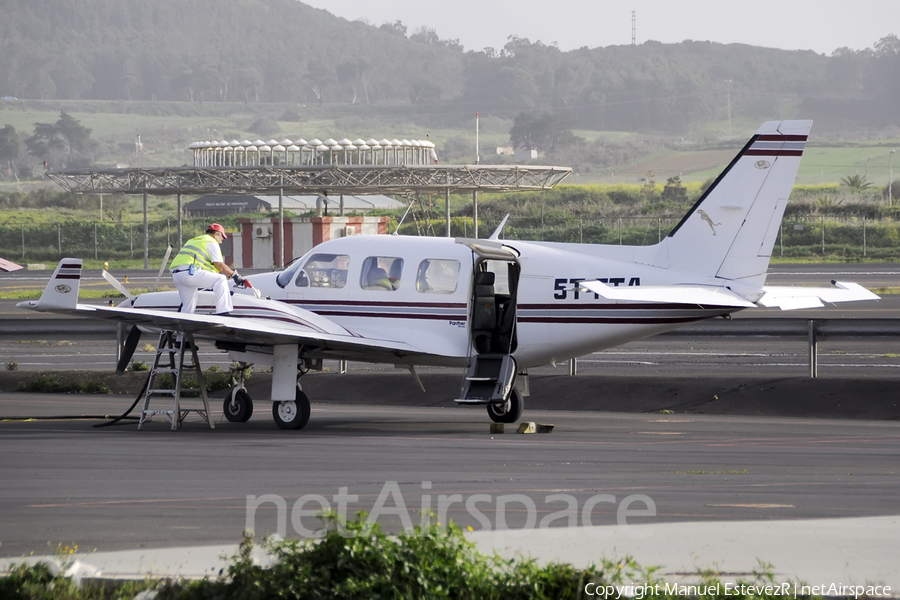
left=537, top=423, right=555, bottom=434
left=516, top=422, right=536, bottom=434
left=490, top=423, right=505, bottom=434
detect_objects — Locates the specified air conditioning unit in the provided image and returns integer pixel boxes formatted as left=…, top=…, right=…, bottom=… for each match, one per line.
left=341, top=226, right=355, bottom=237
left=254, top=225, right=271, bottom=238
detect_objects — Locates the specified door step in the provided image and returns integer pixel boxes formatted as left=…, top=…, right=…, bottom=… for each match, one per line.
left=455, top=354, right=517, bottom=404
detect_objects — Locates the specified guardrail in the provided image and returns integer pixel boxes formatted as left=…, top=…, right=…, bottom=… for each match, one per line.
left=569, top=318, right=900, bottom=378
left=4, top=314, right=897, bottom=379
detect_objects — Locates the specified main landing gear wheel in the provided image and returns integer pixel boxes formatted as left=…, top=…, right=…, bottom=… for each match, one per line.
left=487, top=387, right=524, bottom=424
left=272, top=389, right=311, bottom=430
left=223, top=388, right=253, bottom=423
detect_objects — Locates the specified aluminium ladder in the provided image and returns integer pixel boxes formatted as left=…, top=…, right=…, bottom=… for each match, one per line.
left=138, top=330, right=214, bottom=431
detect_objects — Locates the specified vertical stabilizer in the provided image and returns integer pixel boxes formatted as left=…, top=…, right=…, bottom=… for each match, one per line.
left=31, top=258, right=83, bottom=311
left=655, top=120, right=810, bottom=287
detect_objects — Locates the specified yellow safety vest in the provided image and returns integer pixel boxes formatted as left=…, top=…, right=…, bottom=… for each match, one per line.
left=170, top=234, right=218, bottom=273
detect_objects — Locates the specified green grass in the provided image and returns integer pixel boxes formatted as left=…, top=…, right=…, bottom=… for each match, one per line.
left=0, top=287, right=172, bottom=300
left=626, top=144, right=900, bottom=187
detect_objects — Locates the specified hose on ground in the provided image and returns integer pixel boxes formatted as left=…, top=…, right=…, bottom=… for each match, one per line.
left=0, top=370, right=151, bottom=427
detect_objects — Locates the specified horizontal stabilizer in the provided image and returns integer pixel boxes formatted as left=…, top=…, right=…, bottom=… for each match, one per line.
left=17, top=258, right=83, bottom=311
left=759, top=281, right=880, bottom=310
left=579, top=280, right=756, bottom=308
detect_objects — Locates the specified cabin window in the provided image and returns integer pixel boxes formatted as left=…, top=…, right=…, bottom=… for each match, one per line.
left=481, top=260, right=510, bottom=294
left=294, top=253, right=350, bottom=288
left=360, top=256, right=402, bottom=291
left=416, top=259, right=459, bottom=294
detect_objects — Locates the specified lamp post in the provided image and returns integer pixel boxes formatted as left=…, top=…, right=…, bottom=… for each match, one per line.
left=890, top=150, right=896, bottom=208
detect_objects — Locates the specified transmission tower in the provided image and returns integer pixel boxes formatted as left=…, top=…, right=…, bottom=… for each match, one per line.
left=632, top=11, right=636, bottom=45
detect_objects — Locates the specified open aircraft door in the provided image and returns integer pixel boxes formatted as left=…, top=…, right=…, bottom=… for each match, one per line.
left=454, top=239, right=524, bottom=423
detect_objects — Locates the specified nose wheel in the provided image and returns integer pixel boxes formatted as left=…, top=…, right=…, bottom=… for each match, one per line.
left=486, top=387, right=524, bottom=424
left=223, top=387, right=253, bottom=422
left=272, top=387, right=311, bottom=430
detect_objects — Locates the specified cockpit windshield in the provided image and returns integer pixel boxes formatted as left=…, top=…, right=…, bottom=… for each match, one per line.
left=276, top=257, right=305, bottom=288
left=276, top=253, right=350, bottom=289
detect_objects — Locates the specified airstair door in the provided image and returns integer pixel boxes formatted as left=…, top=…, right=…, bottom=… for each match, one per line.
left=457, top=258, right=520, bottom=404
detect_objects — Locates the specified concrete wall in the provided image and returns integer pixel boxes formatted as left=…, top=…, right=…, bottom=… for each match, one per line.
left=228, top=216, right=390, bottom=269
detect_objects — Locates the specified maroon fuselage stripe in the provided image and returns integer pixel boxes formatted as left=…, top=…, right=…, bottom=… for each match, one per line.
left=314, top=311, right=465, bottom=320
left=287, top=299, right=466, bottom=309
left=518, top=316, right=710, bottom=325
left=520, top=302, right=723, bottom=311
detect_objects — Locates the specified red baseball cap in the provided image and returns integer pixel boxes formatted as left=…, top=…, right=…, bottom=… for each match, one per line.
left=207, top=223, right=228, bottom=239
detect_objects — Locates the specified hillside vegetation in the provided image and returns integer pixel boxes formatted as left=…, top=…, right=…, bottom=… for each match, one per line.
left=1, top=1, right=898, bottom=183
left=1, top=0, right=898, bottom=135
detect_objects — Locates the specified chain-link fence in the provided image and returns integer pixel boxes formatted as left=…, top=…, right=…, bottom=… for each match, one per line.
left=4, top=214, right=900, bottom=263
left=0, top=219, right=214, bottom=262
left=400, top=214, right=900, bottom=259
left=496, top=215, right=900, bottom=259
left=775, top=215, right=900, bottom=259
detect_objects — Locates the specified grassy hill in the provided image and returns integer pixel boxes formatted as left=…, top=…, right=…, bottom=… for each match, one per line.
left=1, top=99, right=897, bottom=197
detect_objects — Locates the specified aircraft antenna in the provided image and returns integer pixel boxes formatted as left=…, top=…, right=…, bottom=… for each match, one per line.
left=488, top=214, right=510, bottom=240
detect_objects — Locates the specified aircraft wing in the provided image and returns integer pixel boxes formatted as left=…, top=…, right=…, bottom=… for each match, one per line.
left=16, top=258, right=445, bottom=363
left=79, top=305, right=426, bottom=359
left=758, top=281, right=880, bottom=310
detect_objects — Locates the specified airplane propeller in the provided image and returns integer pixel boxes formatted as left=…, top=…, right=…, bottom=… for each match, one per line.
left=115, top=325, right=142, bottom=375
left=151, top=245, right=173, bottom=293
left=101, top=269, right=134, bottom=300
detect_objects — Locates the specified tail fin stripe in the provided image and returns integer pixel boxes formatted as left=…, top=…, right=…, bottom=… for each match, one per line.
left=756, top=134, right=808, bottom=142
left=745, top=149, right=804, bottom=157
left=747, top=138, right=806, bottom=157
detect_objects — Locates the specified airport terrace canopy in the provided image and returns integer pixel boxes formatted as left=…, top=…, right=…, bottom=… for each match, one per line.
left=47, top=164, right=572, bottom=196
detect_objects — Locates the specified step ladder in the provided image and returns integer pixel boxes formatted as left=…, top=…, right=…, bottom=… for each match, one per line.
left=456, top=353, right=517, bottom=404
left=138, top=330, right=214, bottom=431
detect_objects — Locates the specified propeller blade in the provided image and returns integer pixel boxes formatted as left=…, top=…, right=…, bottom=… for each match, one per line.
left=102, top=269, right=134, bottom=300
left=115, top=325, right=142, bottom=375
left=151, top=245, right=173, bottom=293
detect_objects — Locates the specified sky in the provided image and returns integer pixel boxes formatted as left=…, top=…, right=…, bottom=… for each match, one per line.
left=299, top=0, right=899, bottom=55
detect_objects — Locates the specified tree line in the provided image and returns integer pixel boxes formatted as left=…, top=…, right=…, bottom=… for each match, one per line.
left=1, top=0, right=898, bottom=134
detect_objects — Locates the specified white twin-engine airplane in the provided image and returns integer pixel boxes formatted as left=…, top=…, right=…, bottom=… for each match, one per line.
left=19, top=120, right=878, bottom=430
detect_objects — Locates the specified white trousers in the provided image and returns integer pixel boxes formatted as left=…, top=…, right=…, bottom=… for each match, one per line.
left=172, top=268, right=233, bottom=314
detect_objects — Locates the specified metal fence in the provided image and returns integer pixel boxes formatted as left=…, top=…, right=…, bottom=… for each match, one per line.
left=0, top=219, right=212, bottom=263
left=496, top=215, right=900, bottom=259
left=2, top=214, right=899, bottom=263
